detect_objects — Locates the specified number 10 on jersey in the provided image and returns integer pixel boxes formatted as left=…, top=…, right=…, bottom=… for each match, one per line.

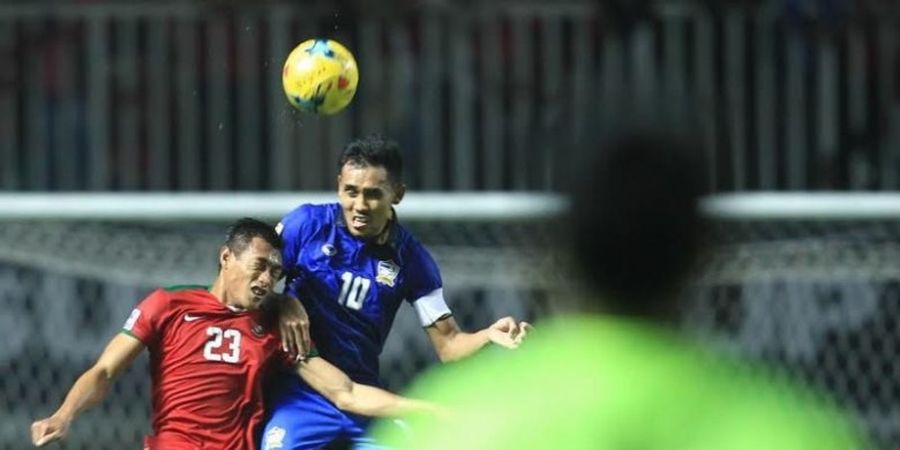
left=339, top=272, right=370, bottom=310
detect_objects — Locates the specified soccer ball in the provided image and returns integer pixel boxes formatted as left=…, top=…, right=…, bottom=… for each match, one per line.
left=282, top=38, right=359, bottom=115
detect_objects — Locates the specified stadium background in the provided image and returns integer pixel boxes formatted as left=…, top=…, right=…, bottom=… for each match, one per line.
left=2, top=0, right=900, bottom=448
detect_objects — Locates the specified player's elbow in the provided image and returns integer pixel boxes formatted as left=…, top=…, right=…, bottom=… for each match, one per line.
left=331, top=391, right=358, bottom=413
left=432, top=335, right=460, bottom=363
left=88, top=363, right=116, bottom=383
left=434, top=336, right=468, bottom=363
left=434, top=347, right=457, bottom=363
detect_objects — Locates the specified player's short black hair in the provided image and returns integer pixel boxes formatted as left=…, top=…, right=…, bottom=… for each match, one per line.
left=224, top=217, right=283, bottom=257
left=566, top=127, right=708, bottom=317
left=338, top=133, right=404, bottom=184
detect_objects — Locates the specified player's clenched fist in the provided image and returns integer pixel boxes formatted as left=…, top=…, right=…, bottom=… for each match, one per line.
left=31, top=415, right=70, bottom=447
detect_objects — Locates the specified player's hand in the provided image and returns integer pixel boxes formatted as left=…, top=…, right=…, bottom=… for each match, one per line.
left=513, top=321, right=534, bottom=345
left=486, top=316, right=531, bottom=349
left=277, top=294, right=311, bottom=361
left=31, top=415, right=70, bottom=447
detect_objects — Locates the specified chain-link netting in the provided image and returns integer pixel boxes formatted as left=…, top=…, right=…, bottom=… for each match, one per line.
left=1, top=218, right=898, bottom=449
left=685, top=220, right=900, bottom=449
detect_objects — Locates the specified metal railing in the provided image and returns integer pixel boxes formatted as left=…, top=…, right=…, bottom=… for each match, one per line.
left=0, top=2, right=898, bottom=192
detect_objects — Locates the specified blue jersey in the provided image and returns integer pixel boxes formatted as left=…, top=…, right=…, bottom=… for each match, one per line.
left=263, top=203, right=451, bottom=449
left=278, top=203, right=445, bottom=386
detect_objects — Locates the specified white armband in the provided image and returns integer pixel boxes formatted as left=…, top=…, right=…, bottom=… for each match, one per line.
left=412, top=288, right=452, bottom=327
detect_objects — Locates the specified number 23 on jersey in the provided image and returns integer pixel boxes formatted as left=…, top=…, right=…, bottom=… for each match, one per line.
left=203, top=326, right=241, bottom=363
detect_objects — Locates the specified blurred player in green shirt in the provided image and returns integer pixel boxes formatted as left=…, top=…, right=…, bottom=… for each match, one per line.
left=371, top=129, right=869, bottom=449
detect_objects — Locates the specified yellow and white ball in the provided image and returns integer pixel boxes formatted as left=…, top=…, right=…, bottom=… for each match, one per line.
left=282, top=38, right=359, bottom=115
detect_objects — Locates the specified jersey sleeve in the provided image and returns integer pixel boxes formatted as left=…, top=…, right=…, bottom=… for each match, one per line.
left=121, top=288, right=170, bottom=345
left=405, top=242, right=451, bottom=327
left=276, top=204, right=317, bottom=282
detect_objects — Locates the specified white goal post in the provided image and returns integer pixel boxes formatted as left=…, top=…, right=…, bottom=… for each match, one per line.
left=701, top=192, right=900, bottom=220
left=0, top=192, right=566, bottom=222
left=2, top=192, right=900, bottom=221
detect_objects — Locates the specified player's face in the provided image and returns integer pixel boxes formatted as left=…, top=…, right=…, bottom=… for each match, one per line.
left=337, top=163, right=405, bottom=240
left=222, top=237, right=284, bottom=310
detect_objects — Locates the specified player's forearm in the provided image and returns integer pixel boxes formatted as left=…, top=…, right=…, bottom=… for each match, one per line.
left=435, top=329, right=490, bottom=362
left=334, top=383, right=438, bottom=418
left=53, top=366, right=114, bottom=422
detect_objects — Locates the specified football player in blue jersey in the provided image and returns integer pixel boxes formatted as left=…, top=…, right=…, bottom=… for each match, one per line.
left=261, top=134, right=530, bottom=449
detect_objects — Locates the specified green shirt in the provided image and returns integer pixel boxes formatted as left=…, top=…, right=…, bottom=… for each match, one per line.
left=372, top=315, right=868, bottom=450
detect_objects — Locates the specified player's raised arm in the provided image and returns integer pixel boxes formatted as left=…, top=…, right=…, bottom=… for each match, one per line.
left=406, top=249, right=532, bottom=362
left=296, top=357, right=440, bottom=418
left=31, top=333, right=145, bottom=447
left=425, top=315, right=532, bottom=362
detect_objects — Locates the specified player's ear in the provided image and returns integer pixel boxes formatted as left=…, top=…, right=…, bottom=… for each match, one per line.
left=336, top=161, right=349, bottom=191
left=392, top=183, right=406, bottom=205
left=218, top=246, right=231, bottom=269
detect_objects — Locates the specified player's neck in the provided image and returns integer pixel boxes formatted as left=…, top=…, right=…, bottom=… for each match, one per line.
left=207, top=278, right=246, bottom=311
left=371, top=213, right=394, bottom=245
left=372, top=225, right=390, bottom=245
left=209, top=278, right=237, bottom=307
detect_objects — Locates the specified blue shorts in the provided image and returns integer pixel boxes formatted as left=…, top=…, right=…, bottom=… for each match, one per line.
left=262, top=375, right=384, bottom=450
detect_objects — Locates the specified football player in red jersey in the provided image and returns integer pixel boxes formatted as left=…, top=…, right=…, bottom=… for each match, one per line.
left=31, top=218, right=436, bottom=449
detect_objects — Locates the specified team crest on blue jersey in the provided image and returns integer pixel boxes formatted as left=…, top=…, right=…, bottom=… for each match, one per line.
left=376, top=260, right=400, bottom=287
left=263, top=426, right=286, bottom=449
left=321, top=244, right=337, bottom=256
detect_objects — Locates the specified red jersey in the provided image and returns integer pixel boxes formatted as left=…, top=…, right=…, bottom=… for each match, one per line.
left=122, top=285, right=289, bottom=450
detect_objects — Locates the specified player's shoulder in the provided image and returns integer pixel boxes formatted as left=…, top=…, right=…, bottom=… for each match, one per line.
left=285, top=202, right=337, bottom=221
left=151, top=285, right=214, bottom=309
left=279, top=203, right=338, bottom=232
left=162, top=284, right=210, bottom=293
left=392, top=223, right=432, bottom=259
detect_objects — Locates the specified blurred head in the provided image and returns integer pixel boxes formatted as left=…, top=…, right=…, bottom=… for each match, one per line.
left=566, top=128, right=708, bottom=318
left=336, top=134, right=406, bottom=240
left=217, top=218, right=284, bottom=310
